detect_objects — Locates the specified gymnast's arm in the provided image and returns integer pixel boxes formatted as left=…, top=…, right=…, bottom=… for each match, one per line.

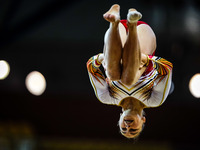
left=86, top=54, right=112, bottom=103
left=146, top=56, right=173, bottom=107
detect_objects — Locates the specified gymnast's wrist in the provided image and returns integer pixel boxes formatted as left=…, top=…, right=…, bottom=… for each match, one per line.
left=93, top=53, right=103, bottom=67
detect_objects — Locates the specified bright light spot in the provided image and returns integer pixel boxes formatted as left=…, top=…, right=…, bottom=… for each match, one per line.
left=25, top=71, right=46, bottom=96
left=189, top=73, right=200, bottom=98
left=185, top=6, right=200, bottom=35
left=0, top=60, right=10, bottom=80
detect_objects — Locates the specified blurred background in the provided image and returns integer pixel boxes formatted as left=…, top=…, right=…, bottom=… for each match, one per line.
left=1, top=0, right=200, bottom=149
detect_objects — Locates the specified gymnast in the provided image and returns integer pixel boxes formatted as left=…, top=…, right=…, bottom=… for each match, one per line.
left=87, top=4, right=173, bottom=139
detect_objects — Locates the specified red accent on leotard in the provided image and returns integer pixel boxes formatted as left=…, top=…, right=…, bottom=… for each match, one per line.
left=120, top=20, right=148, bottom=32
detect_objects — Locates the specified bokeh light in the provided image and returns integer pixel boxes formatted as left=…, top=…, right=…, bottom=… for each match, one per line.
left=25, top=71, right=46, bottom=96
left=0, top=60, right=10, bottom=80
left=189, top=73, right=200, bottom=98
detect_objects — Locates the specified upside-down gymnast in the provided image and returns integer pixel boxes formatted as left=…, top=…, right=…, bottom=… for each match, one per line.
left=87, top=4, right=173, bottom=139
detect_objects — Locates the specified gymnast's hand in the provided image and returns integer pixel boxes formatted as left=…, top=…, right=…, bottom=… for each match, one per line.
left=98, top=53, right=104, bottom=63
left=140, top=53, right=148, bottom=69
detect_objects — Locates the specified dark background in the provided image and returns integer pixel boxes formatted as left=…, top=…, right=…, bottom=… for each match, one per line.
left=1, top=0, right=200, bottom=149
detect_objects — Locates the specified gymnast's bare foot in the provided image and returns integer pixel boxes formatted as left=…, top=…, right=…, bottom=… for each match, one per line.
left=127, top=8, right=142, bottom=24
left=103, top=4, right=120, bottom=23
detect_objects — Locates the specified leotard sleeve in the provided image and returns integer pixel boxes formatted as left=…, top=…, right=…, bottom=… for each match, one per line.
left=86, top=54, right=118, bottom=105
left=145, top=56, right=173, bottom=107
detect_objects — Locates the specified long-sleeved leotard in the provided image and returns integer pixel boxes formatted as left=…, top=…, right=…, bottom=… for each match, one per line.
left=87, top=54, right=173, bottom=108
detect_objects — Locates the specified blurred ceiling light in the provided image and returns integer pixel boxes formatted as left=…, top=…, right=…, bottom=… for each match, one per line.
left=185, top=6, right=200, bottom=35
left=189, top=73, right=200, bottom=98
left=0, top=60, right=10, bottom=80
left=25, top=71, right=46, bottom=96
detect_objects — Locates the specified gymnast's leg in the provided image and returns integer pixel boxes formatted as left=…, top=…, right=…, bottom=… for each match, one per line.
left=121, top=9, right=142, bottom=86
left=103, top=4, right=124, bottom=81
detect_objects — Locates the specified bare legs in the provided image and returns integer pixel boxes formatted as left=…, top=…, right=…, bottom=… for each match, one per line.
left=103, top=4, right=152, bottom=86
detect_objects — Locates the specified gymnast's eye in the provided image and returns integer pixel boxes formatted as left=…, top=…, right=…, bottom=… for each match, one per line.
left=122, top=128, right=127, bottom=131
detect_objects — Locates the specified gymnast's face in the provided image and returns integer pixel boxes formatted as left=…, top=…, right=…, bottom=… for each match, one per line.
left=119, top=110, right=146, bottom=138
